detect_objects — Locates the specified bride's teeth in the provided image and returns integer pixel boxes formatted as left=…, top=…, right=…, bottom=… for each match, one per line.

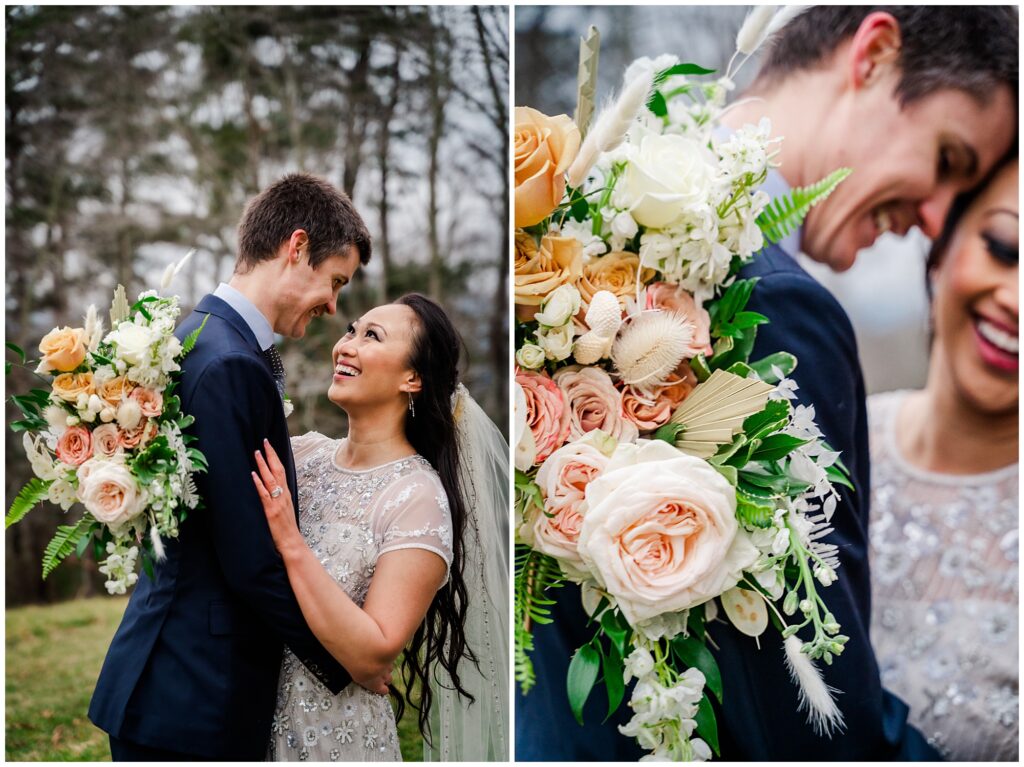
left=874, top=209, right=892, bottom=234
left=335, top=364, right=360, bottom=376
left=978, top=319, right=1019, bottom=354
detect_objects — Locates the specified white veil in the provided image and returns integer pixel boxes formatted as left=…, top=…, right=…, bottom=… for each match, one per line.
left=424, top=384, right=509, bottom=761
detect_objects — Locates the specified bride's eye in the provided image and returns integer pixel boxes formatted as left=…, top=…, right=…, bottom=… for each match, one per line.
left=345, top=323, right=356, bottom=336
left=982, top=232, right=1018, bottom=266
left=366, top=329, right=380, bottom=341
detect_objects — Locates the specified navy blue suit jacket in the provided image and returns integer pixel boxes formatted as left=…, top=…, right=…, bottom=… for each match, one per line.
left=89, top=295, right=350, bottom=759
left=514, top=244, right=939, bottom=760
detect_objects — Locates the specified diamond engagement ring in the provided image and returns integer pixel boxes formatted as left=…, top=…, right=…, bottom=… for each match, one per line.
left=270, top=487, right=283, bottom=499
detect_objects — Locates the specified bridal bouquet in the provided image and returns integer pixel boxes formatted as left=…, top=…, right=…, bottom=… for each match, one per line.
left=7, top=255, right=207, bottom=595
left=514, top=14, right=852, bottom=762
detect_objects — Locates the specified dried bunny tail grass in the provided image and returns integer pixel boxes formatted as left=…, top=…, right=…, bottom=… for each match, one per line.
left=783, top=635, right=845, bottom=738
left=611, top=311, right=692, bottom=387
left=735, top=5, right=777, bottom=56
left=566, top=69, right=654, bottom=189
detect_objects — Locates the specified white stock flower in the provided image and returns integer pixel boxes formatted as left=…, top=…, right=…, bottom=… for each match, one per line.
left=559, top=219, right=608, bottom=258
left=47, top=476, right=78, bottom=510
left=609, top=210, right=639, bottom=251
left=620, top=133, right=717, bottom=229
left=623, top=646, right=656, bottom=680
left=515, top=344, right=546, bottom=370
left=534, top=284, right=582, bottom=327
left=536, top=323, right=575, bottom=362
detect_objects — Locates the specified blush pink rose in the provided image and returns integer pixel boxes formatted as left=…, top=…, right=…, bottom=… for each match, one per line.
left=646, top=282, right=713, bottom=358
left=621, top=363, right=699, bottom=433
left=578, top=439, right=759, bottom=625
left=76, top=457, right=147, bottom=528
left=553, top=365, right=639, bottom=443
left=527, top=430, right=616, bottom=575
left=55, top=425, right=93, bottom=466
left=515, top=369, right=571, bottom=466
left=129, top=386, right=163, bottom=417
left=92, top=423, right=122, bottom=457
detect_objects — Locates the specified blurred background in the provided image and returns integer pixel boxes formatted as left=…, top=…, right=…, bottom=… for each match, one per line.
left=6, top=4, right=507, bottom=760
left=516, top=4, right=931, bottom=392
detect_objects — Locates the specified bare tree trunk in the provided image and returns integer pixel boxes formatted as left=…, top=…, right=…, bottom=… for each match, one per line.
left=340, top=35, right=372, bottom=197
left=426, top=16, right=450, bottom=301
left=376, top=44, right=402, bottom=303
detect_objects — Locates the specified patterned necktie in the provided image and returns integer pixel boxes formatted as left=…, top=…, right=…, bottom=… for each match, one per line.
left=263, top=345, right=286, bottom=400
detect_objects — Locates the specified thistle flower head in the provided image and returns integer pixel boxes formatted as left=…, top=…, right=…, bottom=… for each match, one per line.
left=612, top=310, right=693, bottom=387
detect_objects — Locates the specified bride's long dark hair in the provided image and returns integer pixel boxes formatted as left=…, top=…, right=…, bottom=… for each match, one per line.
left=392, top=292, right=475, bottom=740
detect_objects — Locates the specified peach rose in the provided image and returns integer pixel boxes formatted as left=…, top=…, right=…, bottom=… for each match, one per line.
left=51, top=372, right=95, bottom=403
left=515, top=232, right=584, bottom=312
left=578, top=439, right=759, bottom=624
left=514, top=107, right=581, bottom=228
left=553, top=365, right=639, bottom=444
left=92, top=423, right=122, bottom=457
left=76, top=457, right=147, bottom=528
left=55, top=425, right=93, bottom=466
left=119, top=417, right=157, bottom=450
left=526, top=430, right=616, bottom=575
left=621, top=364, right=699, bottom=433
left=38, top=327, right=88, bottom=373
left=98, top=376, right=136, bottom=407
left=646, top=282, right=713, bottom=358
left=515, top=369, right=571, bottom=467
left=578, top=251, right=655, bottom=314
left=129, top=386, right=163, bottom=418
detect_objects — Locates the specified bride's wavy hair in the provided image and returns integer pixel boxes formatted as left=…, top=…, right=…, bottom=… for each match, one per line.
left=392, top=292, right=476, bottom=740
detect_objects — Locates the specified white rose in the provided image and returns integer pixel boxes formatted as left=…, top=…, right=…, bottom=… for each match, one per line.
left=515, top=343, right=546, bottom=371
left=77, top=458, right=148, bottom=528
left=536, top=323, right=575, bottom=362
left=578, top=439, right=759, bottom=624
left=610, top=210, right=639, bottom=242
left=621, top=133, right=717, bottom=229
left=513, top=382, right=537, bottom=473
left=107, top=323, right=158, bottom=366
left=534, top=283, right=582, bottom=328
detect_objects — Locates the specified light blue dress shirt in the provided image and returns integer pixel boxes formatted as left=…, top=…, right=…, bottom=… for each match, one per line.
left=213, top=282, right=275, bottom=351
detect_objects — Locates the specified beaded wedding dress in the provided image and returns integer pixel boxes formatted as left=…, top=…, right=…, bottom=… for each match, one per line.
left=867, top=390, right=1018, bottom=761
left=268, top=432, right=453, bottom=762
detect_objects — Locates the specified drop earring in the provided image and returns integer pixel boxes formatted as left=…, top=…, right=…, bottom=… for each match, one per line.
left=408, top=392, right=415, bottom=417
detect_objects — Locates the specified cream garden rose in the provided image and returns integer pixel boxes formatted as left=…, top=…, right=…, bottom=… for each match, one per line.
left=515, top=107, right=581, bottom=228
left=619, top=132, right=716, bottom=229
left=577, top=439, right=758, bottom=624
left=534, top=283, right=581, bottom=328
left=553, top=365, right=639, bottom=443
left=515, top=344, right=546, bottom=371
left=38, top=327, right=88, bottom=373
left=77, top=457, right=148, bottom=529
left=107, top=322, right=158, bottom=366
left=536, top=323, right=575, bottom=362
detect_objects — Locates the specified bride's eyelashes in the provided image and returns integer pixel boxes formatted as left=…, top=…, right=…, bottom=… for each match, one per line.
left=343, top=322, right=382, bottom=341
left=981, top=232, right=1018, bottom=266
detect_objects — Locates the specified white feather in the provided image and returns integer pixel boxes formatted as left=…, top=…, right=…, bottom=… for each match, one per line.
left=764, top=5, right=810, bottom=40
left=150, top=525, right=166, bottom=562
left=566, top=70, right=653, bottom=189
left=783, top=635, right=845, bottom=737
left=735, top=5, right=777, bottom=56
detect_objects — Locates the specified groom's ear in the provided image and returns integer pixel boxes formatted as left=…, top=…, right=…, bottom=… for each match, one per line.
left=286, top=229, right=310, bottom=264
left=848, top=12, right=902, bottom=91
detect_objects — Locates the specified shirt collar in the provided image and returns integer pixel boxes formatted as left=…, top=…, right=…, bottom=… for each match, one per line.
left=213, top=282, right=275, bottom=351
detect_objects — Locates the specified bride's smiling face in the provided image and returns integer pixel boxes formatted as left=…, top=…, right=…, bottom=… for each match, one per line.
left=932, top=160, right=1019, bottom=415
left=328, top=304, right=421, bottom=411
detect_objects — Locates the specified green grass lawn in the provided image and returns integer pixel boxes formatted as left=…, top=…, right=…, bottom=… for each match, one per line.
left=6, top=597, right=424, bottom=761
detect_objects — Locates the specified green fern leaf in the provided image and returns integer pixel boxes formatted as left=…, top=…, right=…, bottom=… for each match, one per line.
left=6, top=478, right=54, bottom=529
left=42, top=514, right=94, bottom=580
left=757, top=167, right=852, bottom=245
left=515, top=545, right=565, bottom=693
left=181, top=314, right=209, bottom=356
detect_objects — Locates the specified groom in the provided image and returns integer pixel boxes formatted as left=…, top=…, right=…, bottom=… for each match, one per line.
left=515, top=7, right=1016, bottom=760
left=89, top=174, right=374, bottom=760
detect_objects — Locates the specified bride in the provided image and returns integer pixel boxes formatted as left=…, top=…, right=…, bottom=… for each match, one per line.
left=251, top=293, right=508, bottom=761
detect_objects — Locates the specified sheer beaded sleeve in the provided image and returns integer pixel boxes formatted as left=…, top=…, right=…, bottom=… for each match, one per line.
left=372, top=465, right=453, bottom=583
left=290, top=431, right=333, bottom=467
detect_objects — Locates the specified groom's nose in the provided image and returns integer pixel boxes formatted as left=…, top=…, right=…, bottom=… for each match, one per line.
left=916, top=186, right=958, bottom=239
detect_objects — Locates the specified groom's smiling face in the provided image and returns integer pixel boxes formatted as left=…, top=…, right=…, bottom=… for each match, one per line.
left=277, top=242, right=361, bottom=338
left=802, top=83, right=1015, bottom=272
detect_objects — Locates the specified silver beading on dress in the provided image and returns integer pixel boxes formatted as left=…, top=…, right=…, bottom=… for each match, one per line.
left=867, top=390, right=1018, bottom=761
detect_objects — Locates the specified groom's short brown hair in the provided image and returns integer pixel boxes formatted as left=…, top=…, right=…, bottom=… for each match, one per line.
left=753, top=7, right=1018, bottom=107
left=235, top=173, right=372, bottom=272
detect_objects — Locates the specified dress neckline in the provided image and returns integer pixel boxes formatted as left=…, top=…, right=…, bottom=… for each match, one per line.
left=881, top=389, right=1018, bottom=486
left=330, top=437, right=421, bottom=474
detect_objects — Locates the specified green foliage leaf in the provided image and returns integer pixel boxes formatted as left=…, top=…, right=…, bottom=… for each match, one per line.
left=600, top=640, right=626, bottom=721
left=826, top=464, right=855, bottom=490
left=671, top=635, right=723, bottom=704
left=653, top=422, right=686, bottom=444
left=757, top=167, right=852, bottom=245
left=42, top=514, right=94, bottom=580
left=687, top=606, right=706, bottom=642
left=691, top=354, right=711, bottom=383
left=750, top=352, right=797, bottom=383
left=742, top=399, right=791, bottom=441
left=6, top=478, right=54, bottom=528
left=739, top=470, right=812, bottom=497
left=567, top=642, right=601, bottom=726
left=751, top=433, right=810, bottom=463
left=736, top=492, right=776, bottom=529
left=6, top=342, right=26, bottom=365
left=181, top=313, right=209, bottom=356
left=600, top=608, right=630, bottom=657
left=712, top=464, right=738, bottom=486
left=647, top=90, right=668, bottom=118
left=695, top=694, right=721, bottom=757
left=655, top=62, right=717, bottom=83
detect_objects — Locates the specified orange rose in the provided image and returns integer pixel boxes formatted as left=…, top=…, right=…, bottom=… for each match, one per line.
left=98, top=376, right=135, bottom=407
left=51, top=372, right=95, bottom=403
left=621, top=363, right=699, bottom=433
left=129, top=386, right=163, bottom=418
left=55, top=425, right=93, bottom=466
left=515, top=233, right=584, bottom=311
left=514, top=107, right=581, bottom=228
left=578, top=251, right=655, bottom=314
left=119, top=418, right=157, bottom=450
left=38, top=327, right=87, bottom=373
